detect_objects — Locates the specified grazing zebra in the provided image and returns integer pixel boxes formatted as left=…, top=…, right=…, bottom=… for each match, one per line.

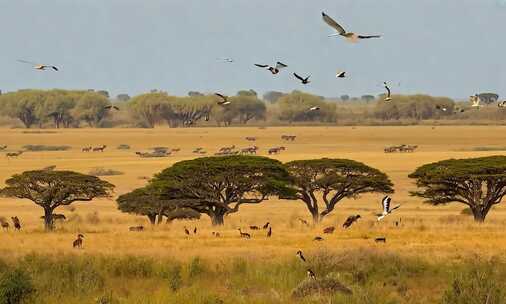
left=238, top=228, right=251, bottom=239
left=73, top=234, right=84, bottom=249
left=11, top=217, right=21, bottom=230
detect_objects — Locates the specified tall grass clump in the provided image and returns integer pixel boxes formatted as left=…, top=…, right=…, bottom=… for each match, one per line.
left=0, top=269, right=35, bottom=304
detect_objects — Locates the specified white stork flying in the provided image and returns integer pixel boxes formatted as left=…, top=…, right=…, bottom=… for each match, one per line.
left=17, top=59, right=59, bottom=71
left=377, top=196, right=400, bottom=221
left=322, top=12, right=381, bottom=42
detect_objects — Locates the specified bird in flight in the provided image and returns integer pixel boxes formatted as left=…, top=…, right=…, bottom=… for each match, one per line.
left=214, top=93, right=231, bottom=106
left=217, top=57, right=234, bottom=63
left=307, top=106, right=321, bottom=112
left=322, top=12, right=381, bottom=42
left=293, top=73, right=311, bottom=84
left=17, top=59, right=59, bottom=71
left=435, top=105, right=448, bottom=112
left=384, top=82, right=392, bottom=102
left=255, top=62, right=288, bottom=75
left=336, top=71, right=346, bottom=78
left=104, top=105, right=120, bottom=111
left=377, top=196, right=400, bottom=221
left=498, top=101, right=506, bottom=108
left=296, top=250, right=306, bottom=262
left=342, top=215, right=361, bottom=228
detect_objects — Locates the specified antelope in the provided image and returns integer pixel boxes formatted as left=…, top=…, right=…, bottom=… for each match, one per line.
left=82, top=146, right=92, bottom=152
left=212, top=232, right=221, bottom=237
left=93, top=145, right=107, bottom=152
left=245, top=137, right=256, bottom=141
left=249, top=225, right=260, bottom=230
left=11, top=217, right=21, bottom=230
left=0, top=218, right=9, bottom=231
left=238, top=228, right=251, bottom=239
left=262, top=222, right=270, bottom=229
left=6, top=151, right=23, bottom=158
left=40, top=214, right=66, bottom=222
left=73, top=234, right=84, bottom=249
left=267, top=227, right=272, bottom=237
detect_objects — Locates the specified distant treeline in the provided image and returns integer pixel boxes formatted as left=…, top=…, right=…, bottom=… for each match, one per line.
left=0, top=89, right=504, bottom=128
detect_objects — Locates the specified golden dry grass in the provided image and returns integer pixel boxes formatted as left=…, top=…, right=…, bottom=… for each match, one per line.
left=1, top=126, right=506, bottom=262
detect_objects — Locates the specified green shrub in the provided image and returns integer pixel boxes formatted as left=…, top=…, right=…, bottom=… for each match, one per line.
left=188, top=257, right=206, bottom=279
left=22, top=145, right=71, bottom=151
left=0, top=269, right=35, bottom=304
left=165, top=265, right=182, bottom=292
left=442, top=262, right=506, bottom=304
left=88, top=167, right=124, bottom=176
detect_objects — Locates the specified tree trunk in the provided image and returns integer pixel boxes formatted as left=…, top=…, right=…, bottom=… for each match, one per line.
left=147, top=214, right=156, bottom=225
left=43, top=208, right=54, bottom=231
left=471, top=208, right=488, bottom=223
left=209, top=209, right=226, bottom=226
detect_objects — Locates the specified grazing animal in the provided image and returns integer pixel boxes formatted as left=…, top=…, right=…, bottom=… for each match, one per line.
left=212, top=232, right=221, bottom=237
left=184, top=226, right=190, bottom=236
left=343, top=215, right=361, bottom=228
left=296, top=250, right=306, bottom=262
left=267, top=227, right=272, bottom=238
left=0, top=146, right=7, bottom=151
left=0, top=219, right=9, bottom=231
left=262, top=222, right=270, bottom=229
left=40, top=214, right=66, bottom=222
left=73, top=234, right=84, bottom=249
left=375, top=237, right=387, bottom=243
left=11, top=217, right=21, bottom=230
left=93, top=145, right=107, bottom=152
left=255, top=62, right=288, bottom=75
left=6, top=151, right=23, bottom=158
left=129, top=226, right=144, bottom=232
left=323, top=226, right=335, bottom=234
left=322, top=12, right=381, bottom=42
left=249, top=225, right=260, bottom=230
left=281, top=135, right=296, bottom=141
left=377, top=196, right=400, bottom=221
left=82, top=146, right=92, bottom=152
left=313, top=236, right=324, bottom=241
left=307, top=268, right=317, bottom=280
left=194, top=227, right=197, bottom=234
left=238, top=228, right=251, bottom=239
left=293, top=73, right=311, bottom=84
left=245, top=137, right=256, bottom=141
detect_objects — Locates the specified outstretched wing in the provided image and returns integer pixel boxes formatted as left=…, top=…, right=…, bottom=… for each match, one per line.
left=255, top=64, right=268, bottom=68
left=322, top=12, right=346, bottom=34
left=50, top=66, right=59, bottom=71
left=293, top=73, right=304, bottom=81
left=382, top=196, right=391, bottom=213
left=358, top=35, right=381, bottom=39
left=17, top=59, right=38, bottom=65
left=384, top=83, right=391, bottom=97
left=390, top=204, right=401, bottom=212
left=276, top=62, right=288, bottom=69
left=214, top=93, right=227, bottom=101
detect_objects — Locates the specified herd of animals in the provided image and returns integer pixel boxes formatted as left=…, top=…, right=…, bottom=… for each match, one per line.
left=0, top=195, right=400, bottom=255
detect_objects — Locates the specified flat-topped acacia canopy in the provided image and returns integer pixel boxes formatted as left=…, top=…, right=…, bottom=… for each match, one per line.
left=409, top=155, right=506, bottom=222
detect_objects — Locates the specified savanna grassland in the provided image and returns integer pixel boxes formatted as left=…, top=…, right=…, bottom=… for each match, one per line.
left=1, top=126, right=506, bottom=304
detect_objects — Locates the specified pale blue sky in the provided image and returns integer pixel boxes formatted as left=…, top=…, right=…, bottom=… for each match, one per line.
left=0, top=0, right=504, bottom=99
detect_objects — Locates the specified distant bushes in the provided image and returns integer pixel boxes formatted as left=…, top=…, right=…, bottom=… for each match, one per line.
left=22, top=145, right=71, bottom=151
left=0, top=269, right=35, bottom=304
left=88, top=167, right=124, bottom=176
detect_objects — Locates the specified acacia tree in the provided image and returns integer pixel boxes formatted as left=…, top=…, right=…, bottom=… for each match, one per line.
left=73, top=92, right=110, bottom=127
left=116, top=186, right=199, bottom=224
left=286, top=158, right=394, bottom=224
left=151, top=156, right=293, bottom=225
left=0, top=170, right=114, bottom=230
left=409, top=156, right=506, bottom=222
